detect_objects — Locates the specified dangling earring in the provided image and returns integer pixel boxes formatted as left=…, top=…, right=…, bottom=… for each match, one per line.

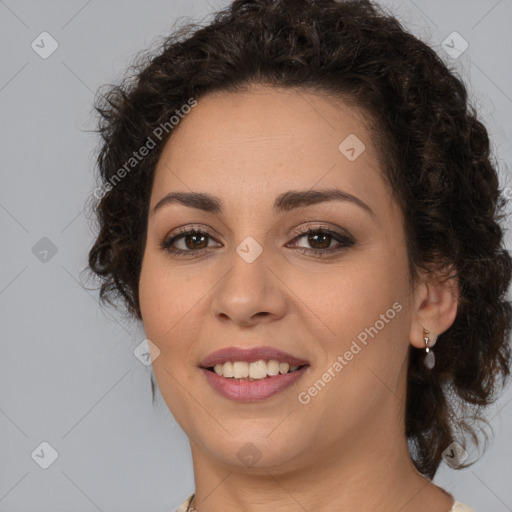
left=423, top=328, right=435, bottom=369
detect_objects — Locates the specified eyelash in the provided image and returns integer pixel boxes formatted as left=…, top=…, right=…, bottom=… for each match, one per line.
left=161, top=224, right=355, bottom=258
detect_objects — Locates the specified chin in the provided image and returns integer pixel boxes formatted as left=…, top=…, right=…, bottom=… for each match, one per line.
left=194, top=426, right=308, bottom=472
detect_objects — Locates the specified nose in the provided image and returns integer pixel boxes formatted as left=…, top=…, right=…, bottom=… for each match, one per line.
left=210, top=242, right=288, bottom=327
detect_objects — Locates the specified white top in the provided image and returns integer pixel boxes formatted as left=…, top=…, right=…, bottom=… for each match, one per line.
left=451, top=502, right=475, bottom=512
left=175, top=495, right=475, bottom=511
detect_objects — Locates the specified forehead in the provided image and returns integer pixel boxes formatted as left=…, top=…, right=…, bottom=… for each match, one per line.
left=151, top=85, right=386, bottom=212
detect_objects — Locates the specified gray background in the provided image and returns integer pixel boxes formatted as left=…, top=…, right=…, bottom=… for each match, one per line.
left=1, top=0, right=511, bottom=510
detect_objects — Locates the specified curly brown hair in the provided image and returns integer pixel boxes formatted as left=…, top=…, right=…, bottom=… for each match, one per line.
left=87, top=0, right=512, bottom=479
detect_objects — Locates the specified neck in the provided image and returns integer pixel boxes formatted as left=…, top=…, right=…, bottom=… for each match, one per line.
left=187, top=417, right=453, bottom=512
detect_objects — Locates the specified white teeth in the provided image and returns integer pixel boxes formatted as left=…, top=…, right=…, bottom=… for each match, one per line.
left=210, top=359, right=304, bottom=379
left=233, top=361, right=249, bottom=378
left=223, top=361, right=234, bottom=378
left=249, top=360, right=267, bottom=379
left=267, top=359, right=280, bottom=376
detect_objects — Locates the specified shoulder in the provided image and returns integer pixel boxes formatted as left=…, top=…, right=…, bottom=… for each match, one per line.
left=175, top=494, right=194, bottom=512
left=451, top=501, right=476, bottom=512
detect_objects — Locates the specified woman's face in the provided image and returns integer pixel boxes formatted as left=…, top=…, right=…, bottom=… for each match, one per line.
left=139, top=85, right=418, bottom=472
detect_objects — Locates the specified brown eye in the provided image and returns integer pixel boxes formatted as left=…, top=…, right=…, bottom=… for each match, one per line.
left=304, top=232, right=332, bottom=250
left=182, top=232, right=209, bottom=250
left=162, top=228, right=220, bottom=256
left=288, top=226, right=355, bottom=257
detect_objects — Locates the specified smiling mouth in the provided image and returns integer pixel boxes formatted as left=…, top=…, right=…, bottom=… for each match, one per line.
left=205, top=360, right=309, bottom=380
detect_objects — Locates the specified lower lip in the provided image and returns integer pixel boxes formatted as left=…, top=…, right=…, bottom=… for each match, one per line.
left=201, top=366, right=309, bottom=402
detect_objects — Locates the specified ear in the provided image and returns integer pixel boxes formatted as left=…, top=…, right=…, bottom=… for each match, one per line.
left=409, top=265, right=459, bottom=349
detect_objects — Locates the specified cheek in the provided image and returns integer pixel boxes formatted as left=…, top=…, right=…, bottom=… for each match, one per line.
left=139, top=251, right=193, bottom=340
left=139, top=256, right=167, bottom=339
left=138, top=251, right=208, bottom=383
left=138, top=253, right=197, bottom=418
left=317, top=258, right=407, bottom=334
left=308, top=248, right=411, bottom=385
left=299, top=258, right=411, bottom=417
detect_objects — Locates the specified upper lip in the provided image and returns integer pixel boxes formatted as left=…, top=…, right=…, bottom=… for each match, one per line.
left=199, top=346, right=310, bottom=368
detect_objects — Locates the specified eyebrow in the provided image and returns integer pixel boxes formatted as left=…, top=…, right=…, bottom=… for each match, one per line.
left=151, top=188, right=375, bottom=217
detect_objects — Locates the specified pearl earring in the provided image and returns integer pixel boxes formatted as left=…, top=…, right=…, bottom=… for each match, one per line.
left=423, top=328, right=435, bottom=369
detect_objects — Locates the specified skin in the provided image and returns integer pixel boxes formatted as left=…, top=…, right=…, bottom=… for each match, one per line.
left=139, top=84, right=459, bottom=512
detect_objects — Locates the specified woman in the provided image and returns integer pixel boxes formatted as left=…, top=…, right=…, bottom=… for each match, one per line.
left=88, top=1, right=511, bottom=510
